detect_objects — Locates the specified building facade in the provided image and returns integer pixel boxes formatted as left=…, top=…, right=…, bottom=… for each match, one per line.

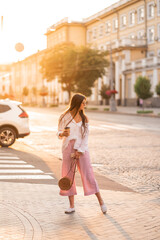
left=10, top=0, right=160, bottom=106
left=0, top=64, right=12, bottom=99
left=84, top=0, right=160, bottom=106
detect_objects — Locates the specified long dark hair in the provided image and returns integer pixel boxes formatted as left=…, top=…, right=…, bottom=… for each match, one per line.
left=59, top=93, right=87, bottom=137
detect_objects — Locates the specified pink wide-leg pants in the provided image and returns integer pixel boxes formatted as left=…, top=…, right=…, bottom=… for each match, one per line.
left=60, top=140, right=99, bottom=196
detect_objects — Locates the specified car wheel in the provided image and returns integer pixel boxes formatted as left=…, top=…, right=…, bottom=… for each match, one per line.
left=0, top=127, right=16, bottom=147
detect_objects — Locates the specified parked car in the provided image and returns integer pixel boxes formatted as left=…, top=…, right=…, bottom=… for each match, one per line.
left=0, top=99, right=30, bottom=147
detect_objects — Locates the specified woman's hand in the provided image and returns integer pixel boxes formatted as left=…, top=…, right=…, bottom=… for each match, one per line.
left=61, top=129, right=70, bottom=137
left=75, top=151, right=82, bottom=160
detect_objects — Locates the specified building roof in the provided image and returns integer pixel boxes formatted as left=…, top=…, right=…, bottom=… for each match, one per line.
left=83, top=0, right=135, bottom=24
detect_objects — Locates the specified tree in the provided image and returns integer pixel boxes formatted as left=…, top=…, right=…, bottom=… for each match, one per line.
left=134, top=76, right=153, bottom=108
left=100, top=83, right=110, bottom=100
left=22, top=86, right=29, bottom=96
left=32, top=87, right=37, bottom=96
left=155, top=82, right=160, bottom=97
left=73, top=46, right=108, bottom=96
left=40, top=43, right=108, bottom=98
left=39, top=86, right=48, bottom=107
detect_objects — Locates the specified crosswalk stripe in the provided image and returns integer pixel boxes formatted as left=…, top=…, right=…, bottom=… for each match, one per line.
left=0, top=153, right=13, bottom=155
left=0, top=157, right=20, bottom=159
left=0, top=169, right=43, bottom=173
left=0, top=165, right=34, bottom=168
left=90, top=126, right=110, bottom=131
left=0, top=175, right=54, bottom=179
left=0, top=160, right=26, bottom=164
left=0, top=152, right=54, bottom=181
left=100, top=124, right=127, bottom=130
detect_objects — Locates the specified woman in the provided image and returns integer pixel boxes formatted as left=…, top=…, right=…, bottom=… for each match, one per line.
left=57, top=93, right=107, bottom=214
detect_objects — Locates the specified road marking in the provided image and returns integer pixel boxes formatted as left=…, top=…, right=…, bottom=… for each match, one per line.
left=30, top=126, right=57, bottom=132
left=90, top=126, right=110, bottom=131
left=0, top=153, right=13, bottom=155
left=0, top=169, right=43, bottom=173
left=0, top=164, right=34, bottom=168
left=100, top=124, right=127, bottom=130
left=0, top=156, right=20, bottom=159
left=0, top=160, right=26, bottom=164
left=0, top=151, right=54, bottom=180
left=0, top=175, right=54, bottom=179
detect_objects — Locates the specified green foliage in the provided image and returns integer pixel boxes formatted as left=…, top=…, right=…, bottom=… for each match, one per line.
left=22, top=86, right=29, bottom=96
left=134, top=76, right=153, bottom=100
left=32, top=87, right=37, bottom=95
left=40, top=43, right=108, bottom=97
left=99, top=83, right=110, bottom=100
left=137, top=110, right=153, bottom=114
left=155, top=82, right=160, bottom=96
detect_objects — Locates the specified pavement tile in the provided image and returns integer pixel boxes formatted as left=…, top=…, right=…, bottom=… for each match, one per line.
left=0, top=182, right=160, bottom=240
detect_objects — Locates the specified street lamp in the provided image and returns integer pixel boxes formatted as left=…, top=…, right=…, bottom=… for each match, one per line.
left=109, top=43, right=117, bottom=112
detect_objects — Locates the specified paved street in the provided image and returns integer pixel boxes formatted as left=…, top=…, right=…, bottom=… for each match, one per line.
left=19, top=107, right=160, bottom=193
left=0, top=107, right=160, bottom=239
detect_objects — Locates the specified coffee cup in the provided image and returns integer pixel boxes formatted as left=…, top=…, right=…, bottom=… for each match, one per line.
left=64, top=126, right=70, bottom=135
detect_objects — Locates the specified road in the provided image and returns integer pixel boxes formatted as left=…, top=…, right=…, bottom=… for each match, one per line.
left=0, top=107, right=160, bottom=240
left=10, top=107, right=158, bottom=194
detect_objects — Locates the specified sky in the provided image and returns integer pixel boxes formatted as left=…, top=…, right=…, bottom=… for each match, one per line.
left=0, top=0, right=118, bottom=64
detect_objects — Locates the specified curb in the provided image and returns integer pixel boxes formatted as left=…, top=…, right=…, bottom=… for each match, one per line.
left=85, top=109, right=160, bottom=118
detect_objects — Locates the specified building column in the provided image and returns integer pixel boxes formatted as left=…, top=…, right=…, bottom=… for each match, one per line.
left=115, top=60, right=119, bottom=100
left=153, top=57, right=158, bottom=97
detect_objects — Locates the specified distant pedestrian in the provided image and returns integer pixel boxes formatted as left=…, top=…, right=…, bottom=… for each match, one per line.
left=139, top=98, right=143, bottom=108
left=57, top=93, right=107, bottom=214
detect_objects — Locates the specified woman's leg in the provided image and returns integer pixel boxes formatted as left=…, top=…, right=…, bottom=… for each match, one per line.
left=68, top=195, right=74, bottom=208
left=95, top=192, right=107, bottom=214
left=95, top=192, right=104, bottom=206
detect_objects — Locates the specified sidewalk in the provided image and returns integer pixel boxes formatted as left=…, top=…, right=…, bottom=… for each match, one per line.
left=85, top=105, right=160, bottom=118
left=0, top=143, right=160, bottom=240
left=44, top=104, right=160, bottom=118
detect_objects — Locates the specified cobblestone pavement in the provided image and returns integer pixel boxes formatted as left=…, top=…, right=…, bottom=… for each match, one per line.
left=0, top=181, right=160, bottom=240
left=0, top=141, right=160, bottom=240
left=20, top=108, right=160, bottom=194
left=0, top=183, right=160, bottom=240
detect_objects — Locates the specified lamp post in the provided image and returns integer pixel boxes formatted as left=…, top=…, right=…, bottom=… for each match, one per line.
left=109, top=43, right=117, bottom=112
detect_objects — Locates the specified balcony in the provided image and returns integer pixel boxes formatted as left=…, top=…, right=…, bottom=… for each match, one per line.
left=111, top=38, right=147, bottom=51
left=123, top=56, right=160, bottom=73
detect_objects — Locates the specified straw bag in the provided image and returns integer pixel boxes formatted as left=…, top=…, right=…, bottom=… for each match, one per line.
left=58, top=157, right=77, bottom=191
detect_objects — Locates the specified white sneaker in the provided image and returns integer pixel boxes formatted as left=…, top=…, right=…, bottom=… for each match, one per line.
left=101, top=204, right=107, bottom=214
left=65, top=207, right=75, bottom=214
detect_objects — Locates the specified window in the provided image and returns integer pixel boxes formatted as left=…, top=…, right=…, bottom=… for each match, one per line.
left=129, top=11, right=135, bottom=26
left=158, top=0, right=160, bottom=16
left=0, top=104, right=11, bottom=113
left=138, top=6, right=144, bottom=23
left=121, top=15, right=127, bottom=28
left=147, top=51, right=155, bottom=57
left=92, top=27, right=97, bottom=39
left=105, top=21, right=111, bottom=34
left=148, top=26, right=154, bottom=43
left=147, top=2, right=154, bottom=19
left=129, top=33, right=136, bottom=39
left=137, top=30, right=145, bottom=39
left=106, top=42, right=110, bottom=51
left=99, top=24, right=103, bottom=37
left=87, top=30, right=92, bottom=43
left=113, top=18, right=118, bottom=32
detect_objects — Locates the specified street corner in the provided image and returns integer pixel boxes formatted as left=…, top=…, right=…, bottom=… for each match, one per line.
left=0, top=142, right=58, bottom=185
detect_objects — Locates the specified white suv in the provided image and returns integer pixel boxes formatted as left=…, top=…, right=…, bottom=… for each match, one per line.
left=0, top=99, right=30, bottom=147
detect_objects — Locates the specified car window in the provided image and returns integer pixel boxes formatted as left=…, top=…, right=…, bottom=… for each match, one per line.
left=0, top=104, right=11, bottom=113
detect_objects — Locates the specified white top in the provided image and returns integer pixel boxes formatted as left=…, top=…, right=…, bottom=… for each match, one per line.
left=57, top=112, right=89, bottom=153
